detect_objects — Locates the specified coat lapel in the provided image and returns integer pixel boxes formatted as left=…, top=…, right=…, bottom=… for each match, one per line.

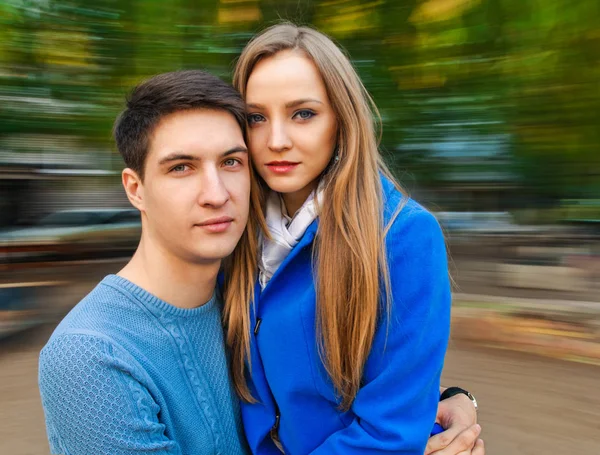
left=258, top=219, right=318, bottom=300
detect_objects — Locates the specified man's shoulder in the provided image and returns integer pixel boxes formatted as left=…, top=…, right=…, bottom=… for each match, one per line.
left=47, top=277, right=140, bottom=344
left=39, top=280, right=144, bottom=383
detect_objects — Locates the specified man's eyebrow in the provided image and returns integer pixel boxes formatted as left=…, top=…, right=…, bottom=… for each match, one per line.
left=158, top=153, right=199, bottom=165
left=158, top=147, right=247, bottom=165
left=222, top=146, right=248, bottom=157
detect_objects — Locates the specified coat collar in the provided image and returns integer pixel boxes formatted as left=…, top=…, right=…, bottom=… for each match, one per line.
left=258, top=219, right=318, bottom=299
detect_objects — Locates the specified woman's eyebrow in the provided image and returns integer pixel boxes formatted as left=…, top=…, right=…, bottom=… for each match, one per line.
left=285, top=98, right=323, bottom=108
left=246, top=98, right=323, bottom=110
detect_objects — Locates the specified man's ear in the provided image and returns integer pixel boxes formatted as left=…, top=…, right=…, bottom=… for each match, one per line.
left=122, top=168, right=145, bottom=211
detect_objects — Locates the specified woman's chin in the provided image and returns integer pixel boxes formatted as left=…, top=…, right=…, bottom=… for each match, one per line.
left=263, top=178, right=305, bottom=195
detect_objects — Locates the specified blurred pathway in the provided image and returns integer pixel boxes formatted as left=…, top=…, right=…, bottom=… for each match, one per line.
left=1, top=325, right=599, bottom=454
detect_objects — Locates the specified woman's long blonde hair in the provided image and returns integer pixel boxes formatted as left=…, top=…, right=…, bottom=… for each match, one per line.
left=225, top=22, right=403, bottom=411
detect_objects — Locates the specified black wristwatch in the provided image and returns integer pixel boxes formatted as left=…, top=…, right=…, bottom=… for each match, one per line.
left=440, top=387, right=478, bottom=411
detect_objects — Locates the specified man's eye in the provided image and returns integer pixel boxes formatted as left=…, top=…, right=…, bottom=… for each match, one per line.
left=224, top=158, right=240, bottom=167
left=171, top=164, right=189, bottom=173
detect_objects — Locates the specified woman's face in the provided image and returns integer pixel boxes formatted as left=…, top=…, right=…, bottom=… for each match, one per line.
left=245, top=50, right=337, bottom=215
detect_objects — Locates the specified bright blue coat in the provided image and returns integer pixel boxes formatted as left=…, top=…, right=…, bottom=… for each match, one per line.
left=242, top=178, right=451, bottom=455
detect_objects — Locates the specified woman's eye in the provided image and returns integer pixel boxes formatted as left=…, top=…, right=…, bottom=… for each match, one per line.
left=247, top=113, right=265, bottom=124
left=293, top=109, right=315, bottom=120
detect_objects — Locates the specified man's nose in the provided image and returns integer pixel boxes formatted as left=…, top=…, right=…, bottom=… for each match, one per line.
left=198, top=169, right=230, bottom=208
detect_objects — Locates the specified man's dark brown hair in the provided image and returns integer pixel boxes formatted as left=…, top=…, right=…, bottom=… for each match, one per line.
left=113, top=70, right=246, bottom=179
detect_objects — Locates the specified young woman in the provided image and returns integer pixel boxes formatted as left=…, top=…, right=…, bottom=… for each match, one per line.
left=221, top=23, right=484, bottom=455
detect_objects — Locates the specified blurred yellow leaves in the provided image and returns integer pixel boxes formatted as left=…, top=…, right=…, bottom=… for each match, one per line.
left=35, top=30, right=94, bottom=69
left=218, top=0, right=261, bottom=24
left=399, top=1, right=479, bottom=89
left=314, top=0, right=383, bottom=37
left=410, top=0, right=481, bottom=24
left=391, top=64, right=448, bottom=90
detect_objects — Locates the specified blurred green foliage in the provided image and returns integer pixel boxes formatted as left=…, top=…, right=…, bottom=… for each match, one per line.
left=1, top=0, right=599, bottom=203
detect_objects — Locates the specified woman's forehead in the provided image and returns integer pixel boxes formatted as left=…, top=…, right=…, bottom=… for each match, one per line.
left=246, top=52, right=329, bottom=106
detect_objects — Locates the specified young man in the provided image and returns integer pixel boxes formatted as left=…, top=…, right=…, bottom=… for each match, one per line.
left=39, top=70, right=252, bottom=455
left=39, top=70, right=481, bottom=455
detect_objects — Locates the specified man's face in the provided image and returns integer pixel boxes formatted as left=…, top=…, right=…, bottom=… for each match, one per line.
left=138, top=109, right=250, bottom=264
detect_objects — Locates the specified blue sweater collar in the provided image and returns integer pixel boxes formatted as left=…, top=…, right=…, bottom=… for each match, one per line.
left=101, top=274, right=218, bottom=318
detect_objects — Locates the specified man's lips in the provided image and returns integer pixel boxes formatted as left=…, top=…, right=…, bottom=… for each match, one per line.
left=195, top=216, right=233, bottom=233
left=196, top=216, right=233, bottom=226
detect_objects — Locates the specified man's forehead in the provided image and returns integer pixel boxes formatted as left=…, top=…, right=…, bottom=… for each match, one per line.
left=148, top=110, right=246, bottom=162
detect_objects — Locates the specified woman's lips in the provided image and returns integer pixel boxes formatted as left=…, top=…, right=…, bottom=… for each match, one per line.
left=266, top=161, right=299, bottom=174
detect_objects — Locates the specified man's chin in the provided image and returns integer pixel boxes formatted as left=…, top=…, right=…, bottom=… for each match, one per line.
left=190, top=246, right=237, bottom=264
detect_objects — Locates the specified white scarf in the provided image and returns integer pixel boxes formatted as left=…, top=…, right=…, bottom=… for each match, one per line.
left=258, top=184, right=324, bottom=289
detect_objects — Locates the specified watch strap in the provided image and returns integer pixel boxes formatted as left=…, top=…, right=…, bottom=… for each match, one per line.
left=440, top=387, right=478, bottom=411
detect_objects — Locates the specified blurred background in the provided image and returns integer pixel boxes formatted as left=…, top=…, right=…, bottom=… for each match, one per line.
left=1, top=0, right=599, bottom=453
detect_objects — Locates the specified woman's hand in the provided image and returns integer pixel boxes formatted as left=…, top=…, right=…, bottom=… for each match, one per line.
left=424, top=393, right=484, bottom=454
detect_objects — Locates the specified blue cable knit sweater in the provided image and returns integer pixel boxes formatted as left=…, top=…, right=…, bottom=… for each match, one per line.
left=38, top=275, right=249, bottom=455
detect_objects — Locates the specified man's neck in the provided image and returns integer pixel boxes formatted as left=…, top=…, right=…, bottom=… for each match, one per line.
left=118, top=237, right=220, bottom=309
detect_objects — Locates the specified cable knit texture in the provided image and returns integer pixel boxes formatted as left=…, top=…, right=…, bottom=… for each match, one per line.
left=39, top=275, right=249, bottom=455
